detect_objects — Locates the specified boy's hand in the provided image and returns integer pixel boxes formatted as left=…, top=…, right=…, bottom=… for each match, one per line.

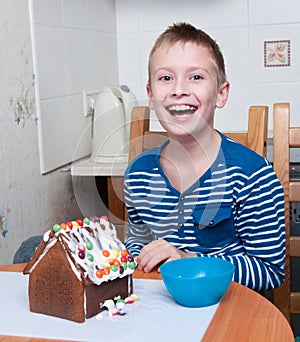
left=136, top=240, right=197, bottom=273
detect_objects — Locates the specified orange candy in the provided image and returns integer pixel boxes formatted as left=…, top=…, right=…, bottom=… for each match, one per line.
left=113, top=259, right=121, bottom=267
left=104, top=266, right=110, bottom=275
left=96, top=269, right=104, bottom=278
left=60, top=223, right=67, bottom=230
left=102, top=250, right=110, bottom=257
left=121, top=250, right=128, bottom=257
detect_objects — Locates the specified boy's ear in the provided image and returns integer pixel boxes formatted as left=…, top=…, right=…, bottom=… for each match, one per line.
left=216, top=81, right=230, bottom=109
left=146, top=83, right=155, bottom=110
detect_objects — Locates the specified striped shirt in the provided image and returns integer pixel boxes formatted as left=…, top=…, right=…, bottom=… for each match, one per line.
left=124, top=132, right=285, bottom=291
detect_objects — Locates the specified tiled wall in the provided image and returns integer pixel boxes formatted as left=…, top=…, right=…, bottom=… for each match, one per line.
left=32, top=0, right=119, bottom=173
left=0, top=0, right=87, bottom=265
left=116, top=0, right=300, bottom=132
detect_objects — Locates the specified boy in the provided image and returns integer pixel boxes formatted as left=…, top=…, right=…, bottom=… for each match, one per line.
left=124, top=22, right=285, bottom=291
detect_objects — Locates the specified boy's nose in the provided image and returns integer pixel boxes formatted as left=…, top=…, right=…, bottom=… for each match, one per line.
left=171, top=80, right=190, bottom=97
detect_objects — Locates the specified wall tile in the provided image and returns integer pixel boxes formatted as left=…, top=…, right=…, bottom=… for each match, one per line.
left=138, top=0, right=192, bottom=32
left=62, top=0, right=88, bottom=28
left=35, top=25, right=69, bottom=99
left=215, top=84, right=250, bottom=132
left=250, top=82, right=300, bottom=129
left=89, top=31, right=119, bottom=89
left=249, top=0, right=300, bottom=25
left=39, top=97, right=72, bottom=172
left=65, top=28, right=91, bottom=93
left=115, top=0, right=138, bottom=32
left=137, top=31, right=159, bottom=99
left=117, top=32, right=140, bottom=95
left=68, top=94, right=91, bottom=159
left=32, top=0, right=63, bottom=25
left=249, top=24, right=300, bottom=83
left=191, top=0, right=248, bottom=28
left=204, top=27, right=249, bottom=84
left=87, top=0, right=116, bottom=32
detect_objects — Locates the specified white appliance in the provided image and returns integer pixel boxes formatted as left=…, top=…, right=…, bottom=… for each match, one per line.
left=91, top=85, right=138, bottom=163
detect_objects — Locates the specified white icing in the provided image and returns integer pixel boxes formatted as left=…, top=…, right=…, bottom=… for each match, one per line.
left=44, top=217, right=136, bottom=286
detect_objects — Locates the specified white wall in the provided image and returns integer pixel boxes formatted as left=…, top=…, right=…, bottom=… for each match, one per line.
left=0, top=0, right=81, bottom=265
left=0, top=0, right=118, bottom=265
left=115, top=0, right=300, bottom=132
left=32, top=0, right=119, bottom=173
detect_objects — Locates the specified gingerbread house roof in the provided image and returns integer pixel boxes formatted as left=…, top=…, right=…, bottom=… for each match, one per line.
left=23, top=216, right=137, bottom=286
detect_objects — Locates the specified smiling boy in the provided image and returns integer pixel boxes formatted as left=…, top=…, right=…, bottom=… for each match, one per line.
left=124, top=22, right=285, bottom=291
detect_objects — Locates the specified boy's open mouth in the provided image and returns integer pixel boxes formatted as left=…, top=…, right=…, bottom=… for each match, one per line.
left=167, top=104, right=197, bottom=116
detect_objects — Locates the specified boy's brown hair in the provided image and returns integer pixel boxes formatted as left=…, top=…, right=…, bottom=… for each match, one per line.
left=148, top=22, right=227, bottom=86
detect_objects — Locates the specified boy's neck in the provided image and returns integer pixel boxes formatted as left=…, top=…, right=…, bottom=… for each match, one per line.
left=160, top=129, right=221, bottom=192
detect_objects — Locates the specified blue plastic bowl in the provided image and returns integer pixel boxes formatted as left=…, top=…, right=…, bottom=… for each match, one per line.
left=160, top=257, right=235, bottom=307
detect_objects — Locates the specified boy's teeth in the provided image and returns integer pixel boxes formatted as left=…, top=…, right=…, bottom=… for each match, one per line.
left=168, top=104, right=196, bottom=114
left=169, top=105, right=194, bottom=111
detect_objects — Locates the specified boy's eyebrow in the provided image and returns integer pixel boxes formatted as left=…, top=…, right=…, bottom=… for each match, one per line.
left=152, top=66, right=212, bottom=77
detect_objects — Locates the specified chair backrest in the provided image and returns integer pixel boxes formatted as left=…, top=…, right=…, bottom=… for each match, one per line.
left=128, top=105, right=269, bottom=163
left=273, top=102, right=300, bottom=322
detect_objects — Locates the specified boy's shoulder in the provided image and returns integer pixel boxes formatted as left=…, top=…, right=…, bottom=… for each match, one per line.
left=221, top=133, right=269, bottom=173
left=125, top=146, right=161, bottom=176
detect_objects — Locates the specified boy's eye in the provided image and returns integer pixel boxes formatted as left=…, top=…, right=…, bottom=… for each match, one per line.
left=191, top=74, right=203, bottom=80
left=159, top=75, right=172, bottom=81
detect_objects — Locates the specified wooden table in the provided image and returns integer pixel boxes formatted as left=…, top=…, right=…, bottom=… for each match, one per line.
left=0, top=264, right=294, bottom=342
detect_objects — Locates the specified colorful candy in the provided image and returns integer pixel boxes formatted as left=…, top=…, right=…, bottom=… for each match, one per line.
left=102, top=250, right=110, bottom=257
left=83, top=217, right=90, bottom=225
left=87, top=253, right=94, bottom=262
left=52, top=224, right=61, bottom=233
left=86, top=241, right=93, bottom=250
left=50, top=217, right=137, bottom=281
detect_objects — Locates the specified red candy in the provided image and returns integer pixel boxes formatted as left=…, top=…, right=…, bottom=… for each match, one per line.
left=121, top=256, right=127, bottom=262
left=78, top=245, right=85, bottom=252
left=77, top=219, right=83, bottom=226
left=66, top=221, right=73, bottom=229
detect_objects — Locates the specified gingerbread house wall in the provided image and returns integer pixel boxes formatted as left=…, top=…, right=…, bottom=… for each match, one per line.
left=28, top=242, right=85, bottom=323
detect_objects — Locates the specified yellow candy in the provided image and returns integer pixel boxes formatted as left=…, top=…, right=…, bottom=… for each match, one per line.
left=131, top=294, right=139, bottom=301
left=71, top=220, right=79, bottom=227
left=112, top=249, right=119, bottom=258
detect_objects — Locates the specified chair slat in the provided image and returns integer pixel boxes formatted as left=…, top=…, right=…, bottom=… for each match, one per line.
left=290, top=127, right=300, bottom=147
left=290, top=236, right=300, bottom=257
left=273, top=102, right=300, bottom=323
left=290, top=182, right=300, bottom=202
left=291, top=292, right=300, bottom=313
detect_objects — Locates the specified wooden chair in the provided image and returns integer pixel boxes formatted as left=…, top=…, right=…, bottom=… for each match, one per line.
left=129, top=105, right=269, bottom=162
left=273, top=102, right=300, bottom=323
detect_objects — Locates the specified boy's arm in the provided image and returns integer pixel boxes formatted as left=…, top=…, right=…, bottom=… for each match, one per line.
left=124, top=217, right=153, bottom=257
left=220, top=168, right=285, bottom=291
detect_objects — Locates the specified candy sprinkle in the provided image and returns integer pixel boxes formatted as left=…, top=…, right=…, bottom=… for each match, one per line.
left=52, top=224, right=61, bottom=233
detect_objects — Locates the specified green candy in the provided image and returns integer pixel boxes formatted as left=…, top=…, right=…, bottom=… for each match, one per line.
left=86, top=241, right=93, bottom=250
left=87, top=253, right=94, bottom=262
left=110, top=265, right=118, bottom=272
left=83, top=217, right=90, bottom=225
left=128, top=261, right=137, bottom=270
left=52, top=224, right=61, bottom=233
left=121, top=262, right=127, bottom=270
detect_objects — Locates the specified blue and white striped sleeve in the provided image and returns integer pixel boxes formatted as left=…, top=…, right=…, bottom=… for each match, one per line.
left=221, top=164, right=286, bottom=291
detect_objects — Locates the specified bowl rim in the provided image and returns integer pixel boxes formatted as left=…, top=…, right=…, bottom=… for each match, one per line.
left=160, top=257, right=235, bottom=280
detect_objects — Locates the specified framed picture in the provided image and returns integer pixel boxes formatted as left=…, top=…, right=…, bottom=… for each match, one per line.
left=264, top=40, right=290, bottom=67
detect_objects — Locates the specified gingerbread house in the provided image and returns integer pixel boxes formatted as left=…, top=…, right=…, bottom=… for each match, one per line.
left=23, top=216, right=136, bottom=323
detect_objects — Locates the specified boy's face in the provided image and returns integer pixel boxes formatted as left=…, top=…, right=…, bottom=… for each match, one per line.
left=147, top=41, right=229, bottom=138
